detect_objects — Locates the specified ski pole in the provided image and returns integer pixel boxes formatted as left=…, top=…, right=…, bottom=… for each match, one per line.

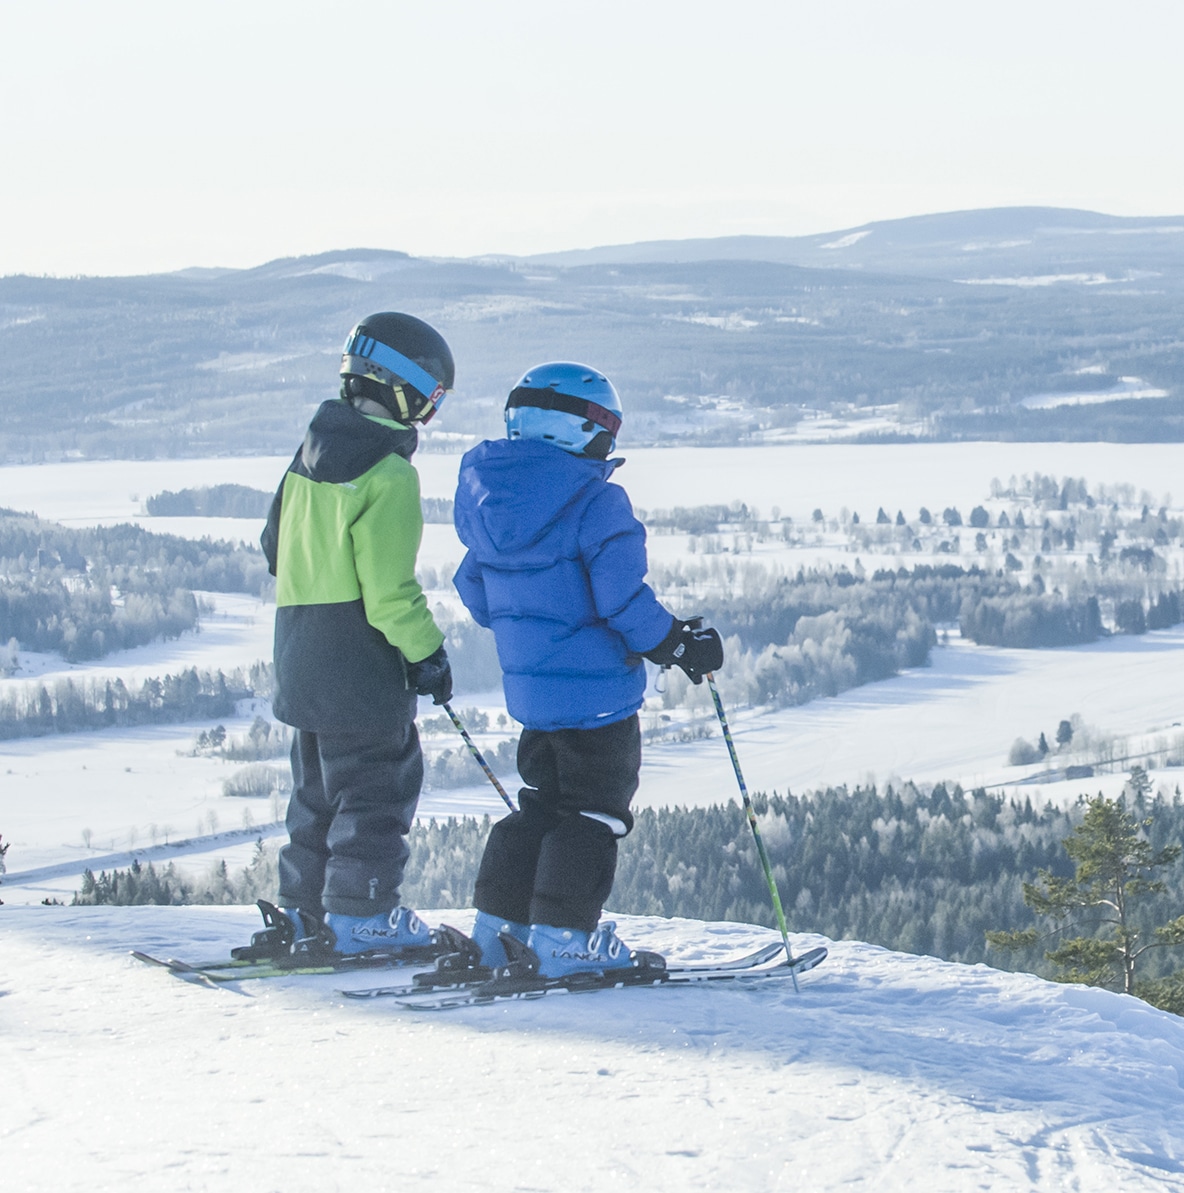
left=443, top=703, right=518, bottom=812
left=705, top=672, right=798, bottom=989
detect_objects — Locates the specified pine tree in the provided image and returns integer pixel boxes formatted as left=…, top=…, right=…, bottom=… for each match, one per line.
left=987, top=793, right=1184, bottom=997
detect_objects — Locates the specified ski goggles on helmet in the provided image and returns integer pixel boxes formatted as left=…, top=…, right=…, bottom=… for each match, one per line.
left=342, top=332, right=450, bottom=423
left=505, top=386, right=622, bottom=437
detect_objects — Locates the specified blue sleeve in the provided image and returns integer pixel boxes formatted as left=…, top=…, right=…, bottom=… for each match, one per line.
left=453, top=550, right=492, bottom=628
left=578, top=482, right=673, bottom=653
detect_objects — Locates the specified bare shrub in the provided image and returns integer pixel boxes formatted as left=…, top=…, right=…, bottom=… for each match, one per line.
left=222, top=764, right=290, bottom=799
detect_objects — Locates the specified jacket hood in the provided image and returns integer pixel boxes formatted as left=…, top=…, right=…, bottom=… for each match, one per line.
left=300, top=400, right=417, bottom=484
left=456, top=439, right=622, bottom=555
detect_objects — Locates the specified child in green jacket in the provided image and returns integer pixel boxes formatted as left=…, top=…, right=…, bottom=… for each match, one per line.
left=260, top=312, right=454, bottom=957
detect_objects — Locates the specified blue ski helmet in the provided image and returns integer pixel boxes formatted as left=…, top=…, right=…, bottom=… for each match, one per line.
left=505, top=362, right=622, bottom=458
left=340, top=312, right=455, bottom=424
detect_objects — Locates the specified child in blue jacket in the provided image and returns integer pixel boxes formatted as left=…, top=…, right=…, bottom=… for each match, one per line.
left=453, top=362, right=723, bottom=977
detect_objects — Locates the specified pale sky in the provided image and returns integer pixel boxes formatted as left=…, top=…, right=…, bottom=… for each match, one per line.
left=2, top=0, right=1182, bottom=276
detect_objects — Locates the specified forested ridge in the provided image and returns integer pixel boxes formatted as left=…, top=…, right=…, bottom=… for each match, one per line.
left=404, top=783, right=1184, bottom=983
left=79, top=782, right=1184, bottom=992
left=649, top=557, right=1181, bottom=713
left=145, top=484, right=272, bottom=519
left=0, top=664, right=269, bottom=740
left=0, top=506, right=269, bottom=662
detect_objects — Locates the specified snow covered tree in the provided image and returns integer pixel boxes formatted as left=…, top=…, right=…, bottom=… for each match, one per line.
left=1056, top=719, right=1074, bottom=749
left=1008, top=737, right=1041, bottom=766
left=987, top=794, right=1184, bottom=998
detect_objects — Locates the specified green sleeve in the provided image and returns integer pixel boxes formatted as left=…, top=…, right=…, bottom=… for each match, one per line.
left=351, top=456, right=444, bottom=664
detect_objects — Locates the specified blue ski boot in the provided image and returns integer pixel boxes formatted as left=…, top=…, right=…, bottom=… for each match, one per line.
left=282, top=907, right=337, bottom=960
left=325, top=906, right=434, bottom=957
left=529, top=921, right=655, bottom=980
left=471, top=910, right=530, bottom=968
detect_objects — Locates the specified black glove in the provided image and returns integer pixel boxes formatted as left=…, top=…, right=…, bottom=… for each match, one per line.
left=407, top=644, right=453, bottom=705
left=643, top=617, right=724, bottom=685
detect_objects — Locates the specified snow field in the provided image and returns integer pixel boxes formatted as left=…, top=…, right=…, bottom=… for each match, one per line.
left=640, top=627, right=1184, bottom=811
left=3, top=905, right=1183, bottom=1191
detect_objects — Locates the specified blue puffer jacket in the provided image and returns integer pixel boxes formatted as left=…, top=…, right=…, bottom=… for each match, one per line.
left=453, top=438, right=673, bottom=731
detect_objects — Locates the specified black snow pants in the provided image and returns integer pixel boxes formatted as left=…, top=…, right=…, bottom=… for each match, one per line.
left=277, top=716, right=423, bottom=918
left=473, top=713, right=641, bottom=933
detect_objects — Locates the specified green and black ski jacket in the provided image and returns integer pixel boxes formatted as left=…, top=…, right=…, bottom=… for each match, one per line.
left=262, top=399, right=444, bottom=732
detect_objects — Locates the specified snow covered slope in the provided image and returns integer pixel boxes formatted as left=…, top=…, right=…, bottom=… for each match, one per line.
left=4, top=906, right=1183, bottom=1191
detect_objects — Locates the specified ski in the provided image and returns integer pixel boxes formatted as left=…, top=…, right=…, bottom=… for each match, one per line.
left=380, top=944, right=827, bottom=1011
left=130, top=922, right=468, bottom=985
left=130, top=951, right=231, bottom=988
left=129, top=948, right=442, bottom=984
left=342, top=939, right=788, bottom=1000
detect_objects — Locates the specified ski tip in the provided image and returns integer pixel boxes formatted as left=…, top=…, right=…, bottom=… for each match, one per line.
left=391, top=992, right=478, bottom=1012
left=752, top=942, right=786, bottom=966
left=789, top=945, right=828, bottom=975
left=130, top=950, right=198, bottom=973
left=338, top=986, right=412, bottom=1000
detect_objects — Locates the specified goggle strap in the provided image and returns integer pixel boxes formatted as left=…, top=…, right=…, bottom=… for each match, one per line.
left=505, top=387, right=621, bottom=436
left=343, top=332, right=443, bottom=403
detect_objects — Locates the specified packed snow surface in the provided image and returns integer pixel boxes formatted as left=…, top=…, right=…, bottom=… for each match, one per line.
left=4, top=906, right=1183, bottom=1191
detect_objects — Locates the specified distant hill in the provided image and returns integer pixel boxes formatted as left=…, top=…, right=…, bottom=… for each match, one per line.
left=520, top=207, right=1184, bottom=280
left=2, top=208, right=1183, bottom=461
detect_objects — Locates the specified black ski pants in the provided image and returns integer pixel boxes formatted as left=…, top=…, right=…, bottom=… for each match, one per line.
left=277, top=719, right=423, bottom=918
left=473, top=714, right=641, bottom=933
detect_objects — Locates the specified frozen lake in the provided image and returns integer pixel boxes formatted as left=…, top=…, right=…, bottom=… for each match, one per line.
left=0, top=440, right=1180, bottom=528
